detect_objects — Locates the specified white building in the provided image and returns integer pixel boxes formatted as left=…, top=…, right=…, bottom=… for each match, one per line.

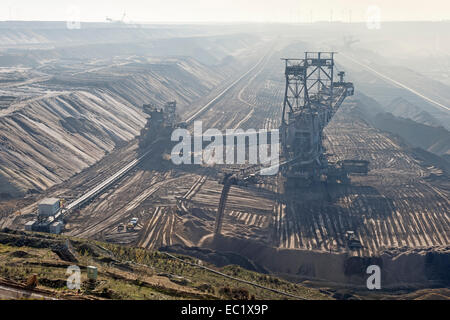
left=38, top=198, right=60, bottom=217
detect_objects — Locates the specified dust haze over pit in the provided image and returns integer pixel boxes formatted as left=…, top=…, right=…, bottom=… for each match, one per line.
left=1, top=0, right=449, bottom=23
left=0, top=0, right=449, bottom=302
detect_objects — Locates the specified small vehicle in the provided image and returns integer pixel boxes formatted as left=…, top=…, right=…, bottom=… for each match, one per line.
left=125, top=218, right=139, bottom=232
left=346, top=231, right=362, bottom=250
left=117, top=224, right=124, bottom=232
left=126, top=222, right=135, bottom=231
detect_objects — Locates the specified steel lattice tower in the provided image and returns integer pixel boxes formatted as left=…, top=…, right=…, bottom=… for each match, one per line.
left=280, top=52, right=355, bottom=186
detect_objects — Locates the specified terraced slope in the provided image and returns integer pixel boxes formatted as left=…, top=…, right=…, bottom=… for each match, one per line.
left=0, top=58, right=225, bottom=194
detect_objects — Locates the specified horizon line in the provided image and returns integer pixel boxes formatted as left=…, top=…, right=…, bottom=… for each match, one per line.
left=0, top=19, right=449, bottom=25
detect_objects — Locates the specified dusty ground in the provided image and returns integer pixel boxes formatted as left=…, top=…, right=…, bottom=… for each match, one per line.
left=9, top=41, right=446, bottom=291
left=0, top=24, right=448, bottom=294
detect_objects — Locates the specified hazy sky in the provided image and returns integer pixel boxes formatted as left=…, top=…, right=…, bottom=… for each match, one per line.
left=1, top=0, right=449, bottom=23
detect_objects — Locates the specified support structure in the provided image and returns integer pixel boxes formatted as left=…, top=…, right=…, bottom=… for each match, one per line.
left=280, top=52, right=358, bottom=187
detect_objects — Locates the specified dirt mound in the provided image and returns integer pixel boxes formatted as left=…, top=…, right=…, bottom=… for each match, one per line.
left=0, top=230, right=59, bottom=248
left=425, top=250, right=450, bottom=285
left=209, top=235, right=450, bottom=289
left=51, top=243, right=78, bottom=263
left=160, top=244, right=269, bottom=274
left=344, top=257, right=383, bottom=276
left=9, top=250, right=30, bottom=258
left=39, top=278, right=66, bottom=289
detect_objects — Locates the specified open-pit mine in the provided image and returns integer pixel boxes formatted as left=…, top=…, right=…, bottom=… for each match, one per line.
left=0, top=21, right=449, bottom=300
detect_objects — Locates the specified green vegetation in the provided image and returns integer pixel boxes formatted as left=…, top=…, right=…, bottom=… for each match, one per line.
left=0, top=229, right=330, bottom=300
